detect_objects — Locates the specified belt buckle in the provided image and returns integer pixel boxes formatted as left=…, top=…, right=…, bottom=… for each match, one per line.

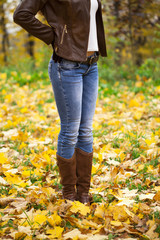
left=88, top=55, right=94, bottom=65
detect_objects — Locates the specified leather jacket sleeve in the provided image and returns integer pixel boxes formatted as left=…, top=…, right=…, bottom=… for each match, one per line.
left=13, top=0, right=55, bottom=45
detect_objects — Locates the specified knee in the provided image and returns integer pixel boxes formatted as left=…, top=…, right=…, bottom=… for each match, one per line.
left=78, top=126, right=93, bottom=140
left=65, top=130, right=79, bottom=144
left=59, top=124, right=80, bottom=145
left=79, top=121, right=93, bottom=135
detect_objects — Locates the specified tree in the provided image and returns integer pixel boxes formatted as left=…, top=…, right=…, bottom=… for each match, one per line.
left=103, top=0, right=160, bottom=65
left=0, top=0, right=10, bottom=65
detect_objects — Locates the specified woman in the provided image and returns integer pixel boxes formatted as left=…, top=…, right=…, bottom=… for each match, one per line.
left=13, top=0, right=107, bottom=204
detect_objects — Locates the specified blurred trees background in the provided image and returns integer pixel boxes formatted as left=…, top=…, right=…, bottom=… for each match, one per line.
left=103, top=0, right=160, bottom=65
left=0, top=0, right=160, bottom=77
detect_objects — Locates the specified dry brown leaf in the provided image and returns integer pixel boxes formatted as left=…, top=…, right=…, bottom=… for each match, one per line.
left=145, top=224, right=159, bottom=239
left=153, top=191, right=160, bottom=202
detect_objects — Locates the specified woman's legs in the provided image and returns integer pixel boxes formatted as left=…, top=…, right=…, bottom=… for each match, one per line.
left=75, top=62, right=98, bottom=203
left=49, top=57, right=98, bottom=158
left=48, top=55, right=99, bottom=202
left=48, top=58, right=83, bottom=159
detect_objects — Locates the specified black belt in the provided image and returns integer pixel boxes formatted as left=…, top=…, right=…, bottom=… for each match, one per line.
left=52, top=51, right=99, bottom=64
left=80, top=51, right=99, bottom=65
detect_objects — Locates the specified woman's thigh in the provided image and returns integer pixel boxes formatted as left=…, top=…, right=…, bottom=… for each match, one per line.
left=81, top=62, right=99, bottom=125
left=48, top=57, right=83, bottom=125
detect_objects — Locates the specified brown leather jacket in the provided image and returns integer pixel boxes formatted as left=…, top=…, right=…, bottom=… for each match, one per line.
left=13, top=0, right=107, bottom=62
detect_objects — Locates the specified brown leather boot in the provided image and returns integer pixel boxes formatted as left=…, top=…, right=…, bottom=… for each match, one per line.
left=56, top=151, right=77, bottom=201
left=75, top=147, right=93, bottom=204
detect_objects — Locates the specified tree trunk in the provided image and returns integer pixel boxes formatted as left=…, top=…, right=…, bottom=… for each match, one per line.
left=20, top=0, right=35, bottom=68
left=114, top=0, right=123, bottom=65
left=0, top=2, right=10, bottom=65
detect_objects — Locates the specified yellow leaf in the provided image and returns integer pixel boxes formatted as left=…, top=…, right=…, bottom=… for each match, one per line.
left=138, top=164, right=144, bottom=171
left=114, top=81, right=119, bottom=86
left=14, top=232, right=26, bottom=239
left=4, top=174, right=26, bottom=186
left=108, top=205, right=128, bottom=221
left=94, top=204, right=105, bottom=219
left=47, top=212, right=62, bottom=226
left=146, top=220, right=155, bottom=228
left=19, top=142, right=27, bottom=150
left=11, top=71, right=17, bottom=77
left=153, top=191, right=160, bottom=202
left=24, top=237, right=32, bottom=240
left=22, top=170, right=31, bottom=178
left=81, top=219, right=98, bottom=229
left=93, top=121, right=101, bottom=130
left=110, top=220, right=123, bottom=226
left=113, top=148, right=121, bottom=154
left=155, top=117, right=160, bottom=123
left=145, top=138, right=155, bottom=146
left=2, top=89, right=6, bottom=94
left=42, top=187, right=56, bottom=197
left=137, top=213, right=144, bottom=219
left=4, top=120, right=15, bottom=129
left=119, top=152, right=125, bottom=162
left=108, top=120, right=120, bottom=126
left=20, top=107, right=28, bottom=113
left=135, top=81, right=142, bottom=87
left=154, top=186, right=160, bottom=191
left=73, top=237, right=78, bottom=240
left=155, top=85, right=160, bottom=94
left=129, top=98, right=140, bottom=107
left=0, top=72, right=7, bottom=80
left=147, top=165, right=154, bottom=172
left=70, top=201, right=90, bottom=216
left=5, top=94, right=12, bottom=103
left=139, top=94, right=145, bottom=101
left=98, top=153, right=103, bottom=162
left=136, top=74, right=141, bottom=81
left=42, top=153, right=51, bottom=163
left=46, top=227, right=64, bottom=239
left=0, top=153, right=8, bottom=164
left=128, top=131, right=136, bottom=138
left=33, top=214, right=47, bottom=226
left=133, top=110, right=143, bottom=120
left=92, top=164, right=100, bottom=174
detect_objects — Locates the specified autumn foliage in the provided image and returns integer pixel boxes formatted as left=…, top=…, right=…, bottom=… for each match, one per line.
left=0, top=71, right=160, bottom=239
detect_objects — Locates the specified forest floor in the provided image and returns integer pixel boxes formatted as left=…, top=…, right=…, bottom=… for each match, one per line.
left=0, top=71, right=160, bottom=239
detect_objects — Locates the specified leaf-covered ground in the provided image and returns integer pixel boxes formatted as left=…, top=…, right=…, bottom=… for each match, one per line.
left=0, top=72, right=160, bottom=240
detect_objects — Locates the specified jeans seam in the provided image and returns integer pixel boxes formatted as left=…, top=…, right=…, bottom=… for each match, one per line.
left=48, top=59, right=53, bottom=82
left=57, top=63, right=62, bottom=82
left=57, top=65, right=70, bottom=157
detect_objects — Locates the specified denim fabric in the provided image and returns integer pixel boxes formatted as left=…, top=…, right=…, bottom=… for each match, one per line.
left=48, top=54, right=99, bottom=159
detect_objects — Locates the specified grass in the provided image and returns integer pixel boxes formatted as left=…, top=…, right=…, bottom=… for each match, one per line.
left=0, top=56, right=160, bottom=239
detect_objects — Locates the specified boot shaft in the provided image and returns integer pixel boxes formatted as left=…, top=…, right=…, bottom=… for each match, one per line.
left=75, top=147, right=93, bottom=195
left=56, top=151, right=77, bottom=200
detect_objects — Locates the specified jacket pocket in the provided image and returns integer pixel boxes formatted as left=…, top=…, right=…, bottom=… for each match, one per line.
left=60, top=24, right=67, bottom=45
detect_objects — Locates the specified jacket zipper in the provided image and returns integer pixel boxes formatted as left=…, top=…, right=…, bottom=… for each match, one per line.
left=60, top=24, right=67, bottom=45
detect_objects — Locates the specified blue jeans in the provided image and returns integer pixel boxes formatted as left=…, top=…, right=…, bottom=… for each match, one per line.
left=48, top=54, right=99, bottom=159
